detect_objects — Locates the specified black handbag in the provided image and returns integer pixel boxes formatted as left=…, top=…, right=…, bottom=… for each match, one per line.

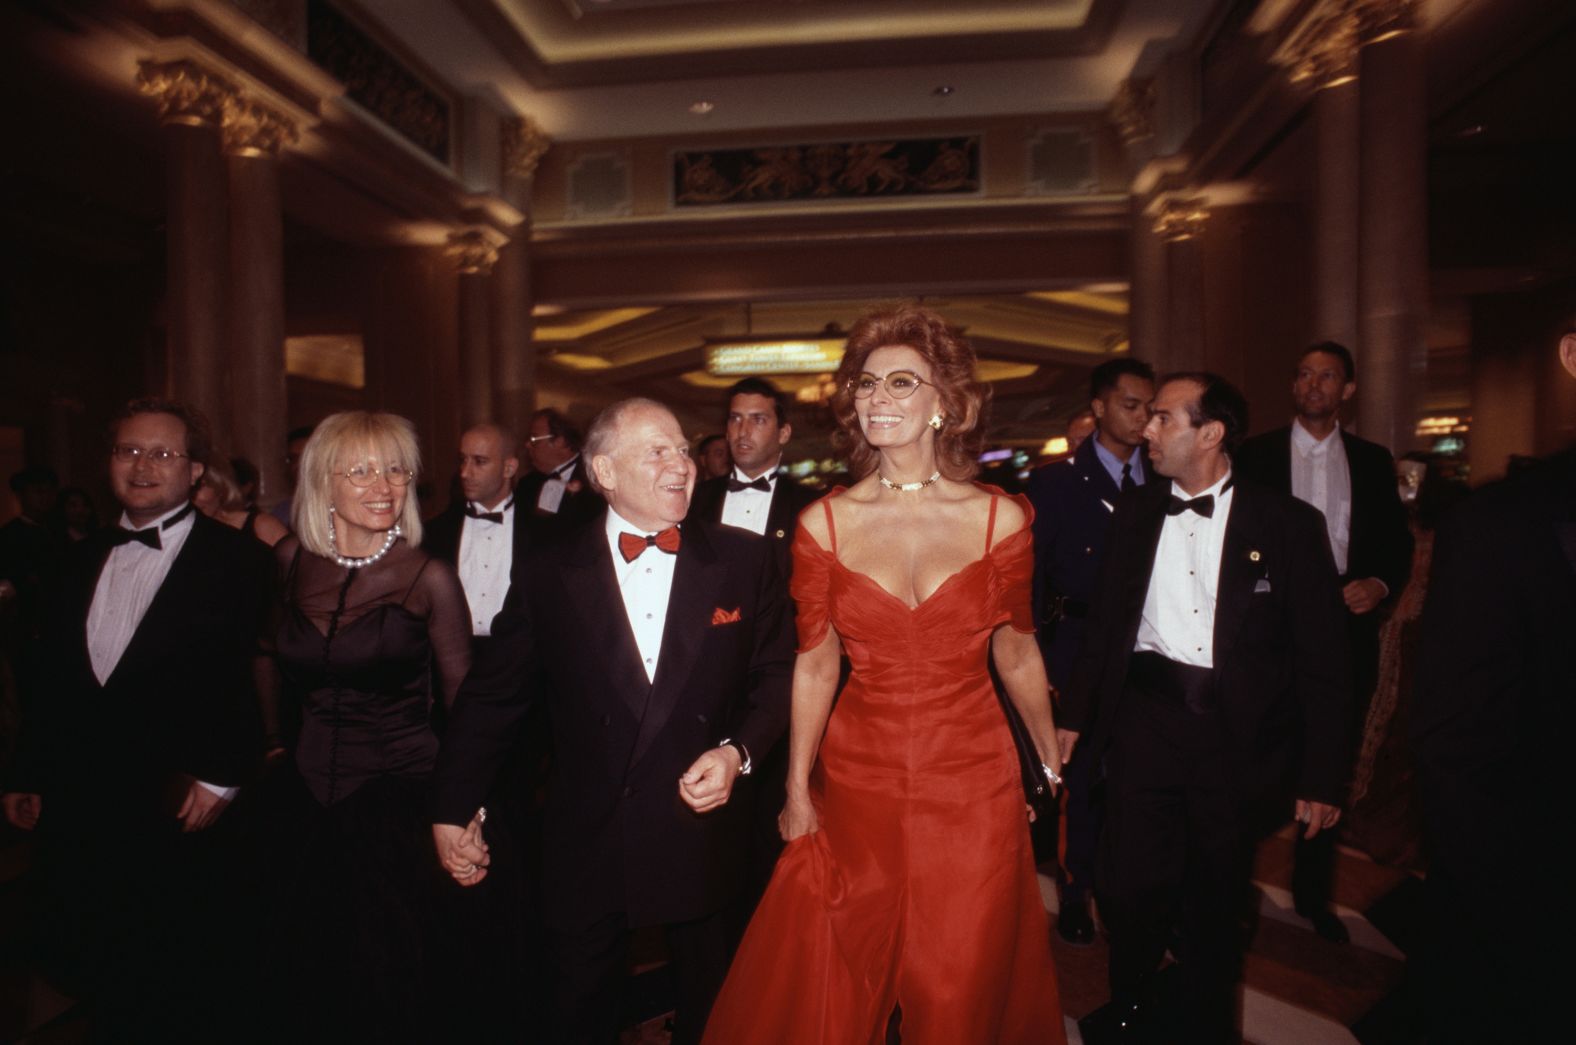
left=995, top=686, right=1057, bottom=827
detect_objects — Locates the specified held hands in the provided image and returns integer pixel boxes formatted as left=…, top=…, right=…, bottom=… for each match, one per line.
left=678, top=746, right=743, bottom=814
left=433, top=809, right=491, bottom=887
left=778, top=789, right=819, bottom=842
left=176, top=780, right=231, bottom=833
left=2, top=792, right=40, bottom=831
left=1295, top=799, right=1342, bottom=840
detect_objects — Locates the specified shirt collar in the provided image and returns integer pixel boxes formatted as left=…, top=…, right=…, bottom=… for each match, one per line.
left=1091, top=438, right=1142, bottom=479
left=1291, top=417, right=1339, bottom=455
left=731, top=465, right=777, bottom=487
left=1171, top=469, right=1234, bottom=504
left=604, top=505, right=676, bottom=542
left=551, top=456, right=579, bottom=480
left=118, top=501, right=194, bottom=533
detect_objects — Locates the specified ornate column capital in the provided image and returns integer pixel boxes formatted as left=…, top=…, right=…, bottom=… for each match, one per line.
left=136, top=59, right=238, bottom=127
left=223, top=96, right=300, bottom=157
left=1109, top=77, right=1157, bottom=146
left=503, top=115, right=551, bottom=181
left=1353, top=0, right=1418, bottom=45
left=1278, top=0, right=1418, bottom=88
left=1153, top=196, right=1210, bottom=243
left=447, top=229, right=501, bottom=275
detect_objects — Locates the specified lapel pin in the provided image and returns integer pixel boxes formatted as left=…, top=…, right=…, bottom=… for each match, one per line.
left=775, top=529, right=785, bottom=539
left=1249, top=550, right=1261, bottom=562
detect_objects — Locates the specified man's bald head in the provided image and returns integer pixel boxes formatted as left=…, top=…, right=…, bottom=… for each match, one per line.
left=458, top=423, right=519, bottom=509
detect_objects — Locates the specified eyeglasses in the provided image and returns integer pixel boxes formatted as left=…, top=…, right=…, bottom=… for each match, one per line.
left=112, top=444, right=190, bottom=465
left=849, top=371, right=931, bottom=400
left=526, top=433, right=559, bottom=445
left=335, top=463, right=414, bottom=487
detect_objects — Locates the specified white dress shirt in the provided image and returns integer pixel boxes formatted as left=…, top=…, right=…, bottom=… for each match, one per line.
left=1135, top=472, right=1236, bottom=668
left=87, top=503, right=234, bottom=800
left=605, top=507, right=679, bottom=683
left=719, top=466, right=777, bottom=536
left=536, top=455, right=580, bottom=514
left=1289, top=418, right=1352, bottom=575
left=457, top=499, right=515, bottom=636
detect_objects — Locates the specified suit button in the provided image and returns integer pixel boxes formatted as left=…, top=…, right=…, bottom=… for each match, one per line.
left=1084, top=546, right=1093, bottom=555
left=601, top=714, right=611, bottom=727
left=696, top=713, right=708, bottom=724
left=621, top=785, right=634, bottom=799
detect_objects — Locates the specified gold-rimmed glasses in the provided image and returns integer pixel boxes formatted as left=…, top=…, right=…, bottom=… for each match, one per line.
left=848, top=370, right=931, bottom=399
left=335, top=463, right=414, bottom=487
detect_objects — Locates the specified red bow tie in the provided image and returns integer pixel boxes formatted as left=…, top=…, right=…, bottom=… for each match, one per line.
left=618, top=526, right=681, bottom=563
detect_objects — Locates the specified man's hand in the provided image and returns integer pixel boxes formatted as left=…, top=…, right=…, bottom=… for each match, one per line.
left=2, top=792, right=40, bottom=831
left=1057, top=729, right=1080, bottom=767
left=1295, top=799, right=1342, bottom=840
left=433, top=810, right=490, bottom=887
left=678, top=746, right=743, bottom=814
left=1342, top=578, right=1387, bottom=615
left=176, top=781, right=231, bottom=833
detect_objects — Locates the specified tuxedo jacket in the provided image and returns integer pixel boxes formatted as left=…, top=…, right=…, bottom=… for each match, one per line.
left=1235, top=426, right=1414, bottom=597
left=432, top=513, right=794, bottom=930
left=8, top=512, right=272, bottom=834
left=421, top=498, right=533, bottom=595
left=514, top=457, right=603, bottom=539
left=1027, top=439, right=1154, bottom=690
left=685, top=472, right=819, bottom=580
left=1061, top=480, right=1353, bottom=822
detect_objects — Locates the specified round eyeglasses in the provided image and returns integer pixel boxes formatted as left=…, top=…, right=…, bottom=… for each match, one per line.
left=849, top=370, right=931, bottom=400
left=112, top=444, right=190, bottom=465
left=336, top=463, right=414, bottom=487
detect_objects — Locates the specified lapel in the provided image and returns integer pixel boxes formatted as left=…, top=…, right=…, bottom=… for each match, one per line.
left=104, top=514, right=212, bottom=689
left=1269, top=426, right=1295, bottom=494
left=1213, top=484, right=1265, bottom=667
left=764, top=476, right=798, bottom=539
left=629, top=521, right=727, bottom=768
left=560, top=517, right=651, bottom=720
left=1118, top=484, right=1170, bottom=648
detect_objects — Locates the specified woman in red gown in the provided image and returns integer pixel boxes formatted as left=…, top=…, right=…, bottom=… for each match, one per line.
left=704, top=306, right=1068, bottom=1044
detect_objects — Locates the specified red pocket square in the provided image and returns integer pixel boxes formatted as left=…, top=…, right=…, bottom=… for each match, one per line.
left=710, top=606, right=742, bottom=626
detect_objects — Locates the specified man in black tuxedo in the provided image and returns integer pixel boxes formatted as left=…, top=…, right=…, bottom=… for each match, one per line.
left=1028, top=357, right=1155, bottom=944
left=423, top=422, right=528, bottom=640
left=1061, top=373, right=1351, bottom=1043
left=2, top=397, right=271, bottom=1039
left=1235, top=342, right=1412, bottom=942
left=517, top=406, right=602, bottom=537
left=1411, top=326, right=1576, bottom=1043
left=432, top=397, right=794, bottom=1045
left=686, top=378, right=817, bottom=905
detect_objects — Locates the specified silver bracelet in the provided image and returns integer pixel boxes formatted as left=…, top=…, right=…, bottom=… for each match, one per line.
left=1041, top=762, right=1062, bottom=788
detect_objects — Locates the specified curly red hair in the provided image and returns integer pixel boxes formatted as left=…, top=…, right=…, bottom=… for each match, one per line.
left=831, top=305, right=989, bottom=481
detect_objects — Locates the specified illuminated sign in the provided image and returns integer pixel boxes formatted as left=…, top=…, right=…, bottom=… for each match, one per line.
left=706, top=339, right=845, bottom=376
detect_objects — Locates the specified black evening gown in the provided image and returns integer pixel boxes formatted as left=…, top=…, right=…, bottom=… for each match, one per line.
left=268, top=535, right=472, bottom=1043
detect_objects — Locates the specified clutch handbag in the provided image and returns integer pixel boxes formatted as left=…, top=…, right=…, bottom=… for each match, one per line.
left=996, top=686, right=1056, bottom=824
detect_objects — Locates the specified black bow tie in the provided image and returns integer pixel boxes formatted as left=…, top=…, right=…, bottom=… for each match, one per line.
left=107, top=503, right=194, bottom=550
left=727, top=475, right=772, bottom=493
left=1167, top=494, right=1215, bottom=518
left=466, top=498, right=512, bottom=525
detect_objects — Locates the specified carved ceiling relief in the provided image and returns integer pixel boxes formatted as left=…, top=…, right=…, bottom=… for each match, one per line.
left=1278, top=0, right=1418, bottom=89
left=447, top=230, right=501, bottom=275
left=503, top=115, right=551, bottom=182
left=1109, top=77, right=1156, bottom=146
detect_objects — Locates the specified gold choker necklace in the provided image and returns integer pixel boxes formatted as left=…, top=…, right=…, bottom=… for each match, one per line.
left=878, top=470, right=941, bottom=492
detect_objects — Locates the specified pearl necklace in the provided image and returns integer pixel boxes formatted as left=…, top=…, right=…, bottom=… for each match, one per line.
left=328, top=520, right=402, bottom=569
left=878, top=470, right=941, bottom=492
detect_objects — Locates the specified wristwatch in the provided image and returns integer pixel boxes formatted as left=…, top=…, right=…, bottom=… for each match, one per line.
left=719, top=737, right=752, bottom=776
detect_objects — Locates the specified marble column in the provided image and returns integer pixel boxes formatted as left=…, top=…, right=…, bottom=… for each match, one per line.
left=225, top=99, right=297, bottom=506
left=490, top=237, right=535, bottom=436
left=1157, top=198, right=1210, bottom=372
left=450, top=231, right=498, bottom=427
left=1313, top=80, right=1361, bottom=353
left=1129, top=196, right=1169, bottom=372
left=1356, top=11, right=1427, bottom=453
left=138, top=60, right=232, bottom=433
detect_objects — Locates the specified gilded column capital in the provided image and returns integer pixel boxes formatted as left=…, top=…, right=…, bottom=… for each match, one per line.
left=1353, top=0, right=1417, bottom=45
left=1153, top=196, right=1209, bottom=243
left=447, top=230, right=501, bottom=275
left=1109, top=77, right=1157, bottom=146
left=223, top=96, right=299, bottom=157
left=1279, top=1, right=1361, bottom=89
left=503, top=115, right=551, bottom=181
left=137, top=59, right=239, bottom=127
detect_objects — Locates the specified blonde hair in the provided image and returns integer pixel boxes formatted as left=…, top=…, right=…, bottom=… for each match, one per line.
left=292, top=412, right=424, bottom=557
left=199, top=456, right=248, bottom=513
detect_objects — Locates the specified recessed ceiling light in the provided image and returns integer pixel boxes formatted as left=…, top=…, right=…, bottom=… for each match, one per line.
left=689, top=100, right=715, bottom=116
left=933, top=85, right=955, bottom=97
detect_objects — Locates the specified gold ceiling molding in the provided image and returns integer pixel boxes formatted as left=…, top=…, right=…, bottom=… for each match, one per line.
left=1108, top=77, right=1156, bottom=146
left=447, top=228, right=502, bottom=274
left=136, top=59, right=237, bottom=127
left=1277, top=0, right=1417, bottom=90
left=223, top=95, right=300, bottom=157
left=1153, top=196, right=1209, bottom=242
left=503, top=114, right=551, bottom=181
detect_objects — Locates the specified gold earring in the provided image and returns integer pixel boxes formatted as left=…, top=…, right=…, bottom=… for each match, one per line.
left=928, top=414, right=944, bottom=430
